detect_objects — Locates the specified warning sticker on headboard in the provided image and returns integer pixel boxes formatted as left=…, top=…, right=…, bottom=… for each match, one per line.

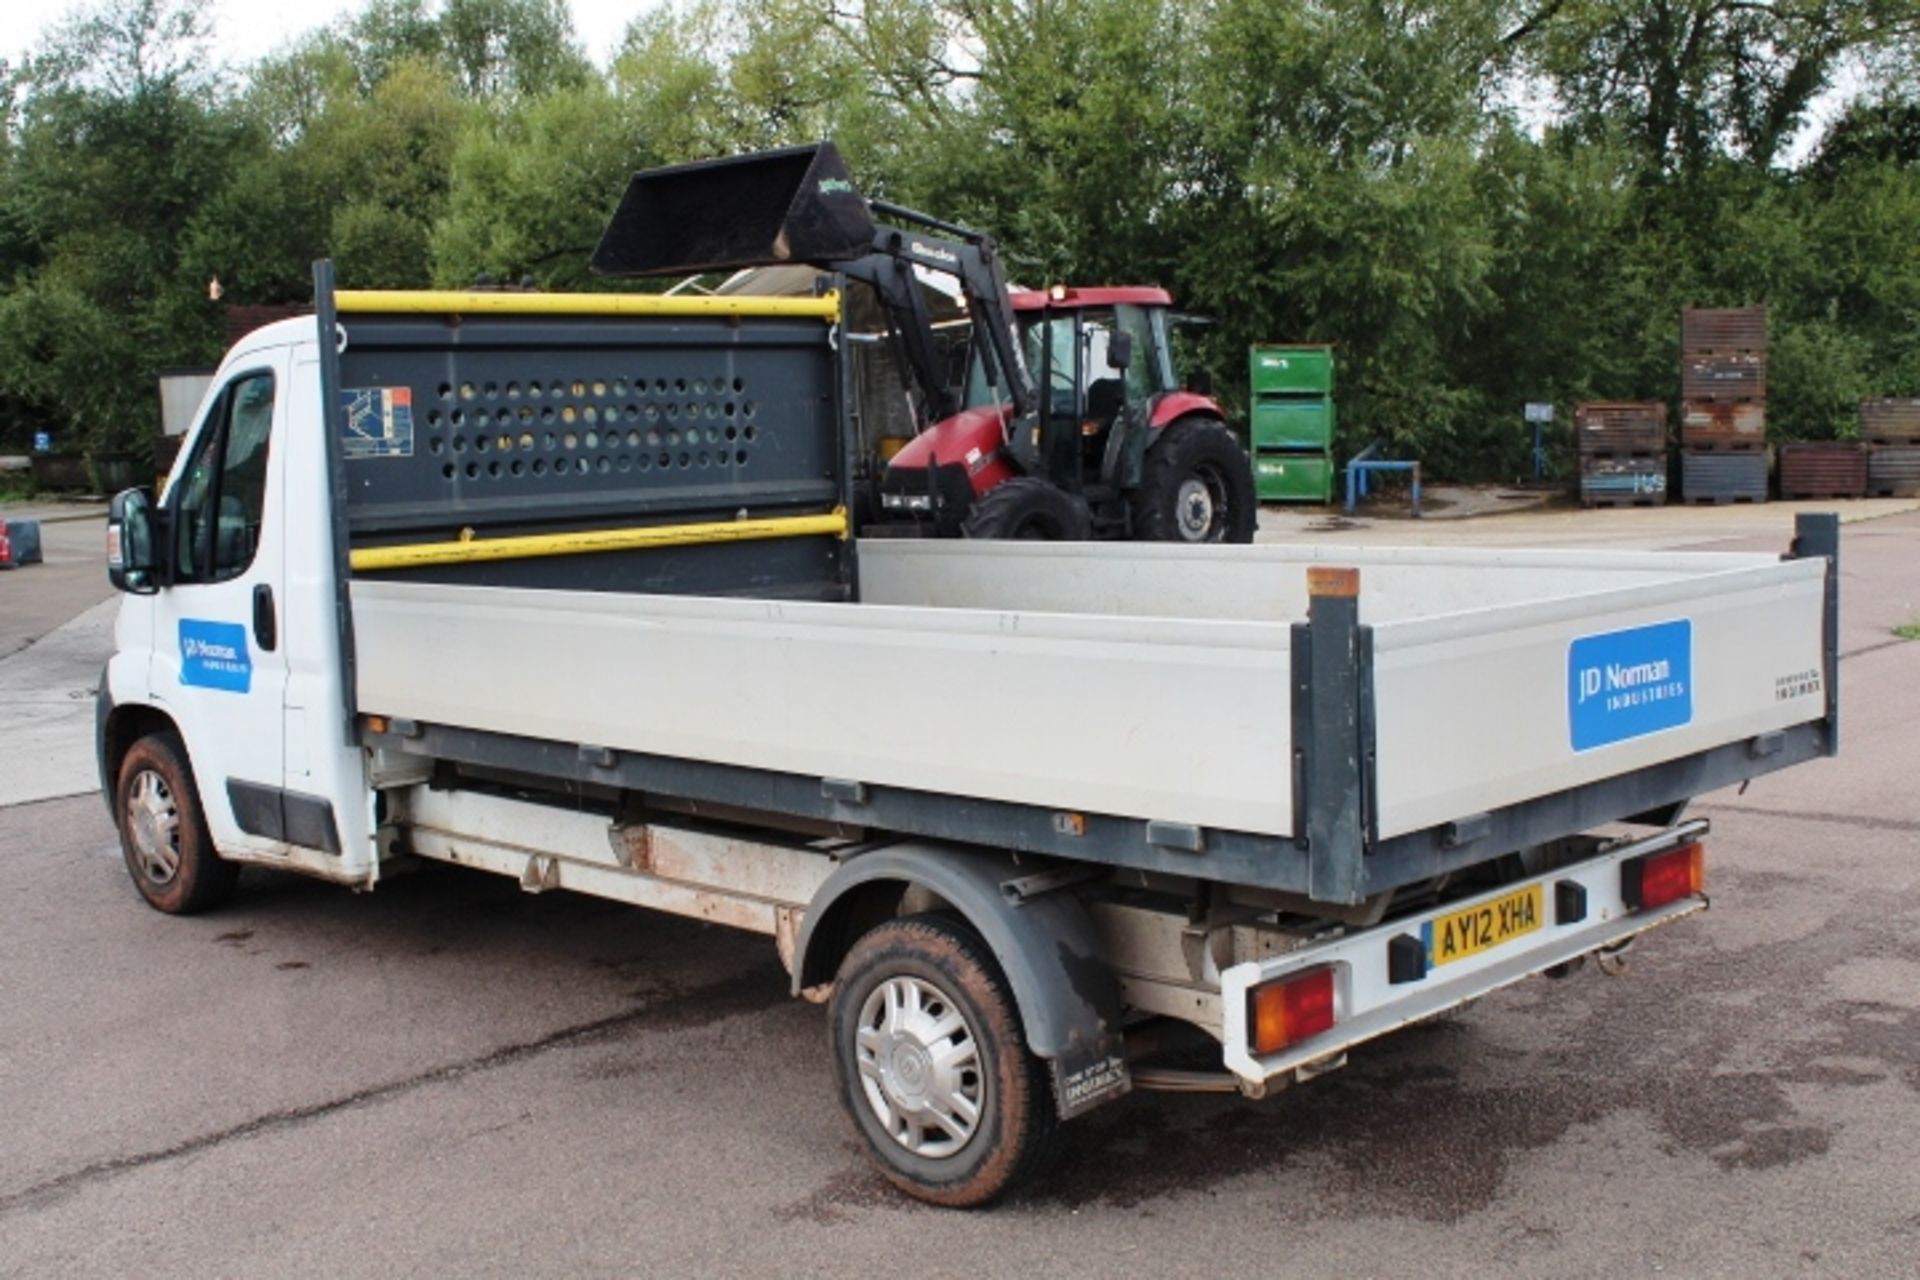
left=341, top=387, right=414, bottom=459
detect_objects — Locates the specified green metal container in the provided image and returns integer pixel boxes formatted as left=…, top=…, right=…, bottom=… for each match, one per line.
left=1250, top=344, right=1335, bottom=395
left=1253, top=450, right=1334, bottom=502
left=1251, top=398, right=1335, bottom=450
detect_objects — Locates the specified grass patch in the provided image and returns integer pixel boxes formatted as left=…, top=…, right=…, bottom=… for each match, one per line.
left=0, top=469, right=35, bottom=504
left=1897, top=619, right=1920, bottom=642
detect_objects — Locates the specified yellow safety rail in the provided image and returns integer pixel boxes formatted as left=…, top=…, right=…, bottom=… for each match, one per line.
left=349, top=508, right=848, bottom=574
left=333, top=290, right=840, bottom=322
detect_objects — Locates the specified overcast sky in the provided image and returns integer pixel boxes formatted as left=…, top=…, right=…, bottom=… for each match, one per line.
left=4, top=0, right=650, bottom=69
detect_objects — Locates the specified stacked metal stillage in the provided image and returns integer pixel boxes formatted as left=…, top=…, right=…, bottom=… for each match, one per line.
left=1861, top=399, right=1920, bottom=497
left=1679, top=307, right=1770, bottom=503
left=1778, top=437, right=1869, bottom=501
left=1248, top=344, right=1336, bottom=502
left=1574, top=403, right=1668, bottom=507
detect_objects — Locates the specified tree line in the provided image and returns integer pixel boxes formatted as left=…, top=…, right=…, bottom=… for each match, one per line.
left=2, top=0, right=1917, bottom=479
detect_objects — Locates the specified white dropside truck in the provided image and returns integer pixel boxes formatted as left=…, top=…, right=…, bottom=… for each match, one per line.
left=97, top=271, right=1840, bottom=1205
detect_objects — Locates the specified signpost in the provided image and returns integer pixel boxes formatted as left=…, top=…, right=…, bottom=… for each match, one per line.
left=1525, top=402, right=1554, bottom=481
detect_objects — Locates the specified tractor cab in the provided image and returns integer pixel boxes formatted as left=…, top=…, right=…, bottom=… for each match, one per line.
left=991, top=287, right=1183, bottom=480
left=984, top=288, right=1179, bottom=407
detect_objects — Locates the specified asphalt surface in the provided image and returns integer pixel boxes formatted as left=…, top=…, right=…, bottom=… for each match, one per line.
left=0, top=504, right=117, bottom=805
left=1, top=508, right=1916, bottom=1278
left=0, top=505, right=110, bottom=660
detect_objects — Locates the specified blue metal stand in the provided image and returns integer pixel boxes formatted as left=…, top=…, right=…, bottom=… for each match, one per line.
left=1344, top=441, right=1422, bottom=517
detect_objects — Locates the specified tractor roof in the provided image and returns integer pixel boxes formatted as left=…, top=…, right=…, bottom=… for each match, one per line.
left=1008, top=286, right=1173, bottom=311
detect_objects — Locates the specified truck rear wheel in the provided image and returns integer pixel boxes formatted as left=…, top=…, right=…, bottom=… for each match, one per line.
left=1131, top=418, right=1257, bottom=543
left=961, top=477, right=1091, bottom=540
left=828, top=914, right=1058, bottom=1207
left=116, top=732, right=238, bottom=915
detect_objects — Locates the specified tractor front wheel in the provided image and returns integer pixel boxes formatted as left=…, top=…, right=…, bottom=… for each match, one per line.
left=1131, top=418, right=1257, bottom=543
left=962, top=478, right=1091, bottom=541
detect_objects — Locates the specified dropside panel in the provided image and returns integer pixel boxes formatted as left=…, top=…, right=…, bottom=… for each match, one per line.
left=1371, top=559, right=1826, bottom=837
left=351, top=578, right=1294, bottom=837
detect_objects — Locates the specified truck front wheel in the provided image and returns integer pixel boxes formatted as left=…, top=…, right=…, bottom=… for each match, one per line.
left=828, top=915, right=1058, bottom=1206
left=116, top=732, right=238, bottom=915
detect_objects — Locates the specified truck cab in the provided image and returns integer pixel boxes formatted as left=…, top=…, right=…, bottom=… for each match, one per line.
left=100, top=320, right=374, bottom=905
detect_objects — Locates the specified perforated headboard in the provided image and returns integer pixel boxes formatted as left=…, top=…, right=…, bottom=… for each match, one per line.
left=328, top=292, right=854, bottom=600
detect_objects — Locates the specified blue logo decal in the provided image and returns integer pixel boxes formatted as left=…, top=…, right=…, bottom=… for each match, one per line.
left=179, top=620, right=252, bottom=693
left=1568, top=619, right=1692, bottom=751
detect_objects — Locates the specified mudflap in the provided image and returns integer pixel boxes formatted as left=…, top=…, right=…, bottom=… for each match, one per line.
left=1051, top=1036, right=1131, bottom=1119
left=796, top=841, right=1133, bottom=1119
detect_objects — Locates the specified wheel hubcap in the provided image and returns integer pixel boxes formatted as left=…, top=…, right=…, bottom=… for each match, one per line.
left=855, top=975, right=983, bottom=1158
left=1175, top=470, right=1226, bottom=541
left=126, top=769, right=181, bottom=885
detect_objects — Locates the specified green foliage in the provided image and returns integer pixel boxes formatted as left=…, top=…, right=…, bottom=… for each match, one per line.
left=0, top=0, right=240, bottom=451
left=432, top=80, right=646, bottom=288
left=349, top=0, right=592, bottom=97
left=1520, top=0, right=1920, bottom=172
left=313, top=58, right=473, bottom=288
left=3, top=0, right=1920, bottom=475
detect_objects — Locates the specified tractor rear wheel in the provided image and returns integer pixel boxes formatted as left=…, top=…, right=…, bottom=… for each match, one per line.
left=962, top=478, right=1091, bottom=541
left=1131, top=418, right=1257, bottom=543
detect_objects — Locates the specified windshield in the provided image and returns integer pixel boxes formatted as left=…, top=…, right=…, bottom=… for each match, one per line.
left=963, top=303, right=1174, bottom=412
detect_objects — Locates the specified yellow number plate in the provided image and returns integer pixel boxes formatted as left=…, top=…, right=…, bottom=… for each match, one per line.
left=1424, top=884, right=1545, bottom=967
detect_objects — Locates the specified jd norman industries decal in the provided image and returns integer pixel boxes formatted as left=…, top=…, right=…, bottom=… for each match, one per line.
left=1567, top=619, right=1693, bottom=752
left=179, top=620, right=252, bottom=693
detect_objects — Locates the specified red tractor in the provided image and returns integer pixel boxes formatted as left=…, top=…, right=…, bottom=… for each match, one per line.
left=593, top=142, right=1255, bottom=543
left=883, top=284, right=1251, bottom=541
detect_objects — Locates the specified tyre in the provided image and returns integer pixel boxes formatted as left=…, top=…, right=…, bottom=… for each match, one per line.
left=829, top=915, right=1058, bottom=1207
left=961, top=477, right=1091, bottom=540
left=116, top=731, right=238, bottom=915
left=1130, top=417, right=1257, bottom=543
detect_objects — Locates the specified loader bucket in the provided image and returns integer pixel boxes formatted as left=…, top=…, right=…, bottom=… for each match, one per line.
left=591, top=141, right=877, bottom=278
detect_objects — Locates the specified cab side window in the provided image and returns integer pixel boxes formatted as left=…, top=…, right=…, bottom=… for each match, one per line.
left=172, top=371, right=275, bottom=584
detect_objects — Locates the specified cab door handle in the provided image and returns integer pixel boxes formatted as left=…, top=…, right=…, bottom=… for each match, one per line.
left=253, top=584, right=278, bottom=652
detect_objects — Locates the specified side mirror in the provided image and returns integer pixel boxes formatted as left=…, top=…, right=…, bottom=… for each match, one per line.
left=1186, top=367, right=1214, bottom=396
left=1107, top=330, right=1135, bottom=372
left=107, top=487, right=160, bottom=594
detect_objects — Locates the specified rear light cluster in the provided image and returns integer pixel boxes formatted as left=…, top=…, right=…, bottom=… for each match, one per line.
left=1248, top=965, right=1336, bottom=1055
left=1622, top=842, right=1705, bottom=911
